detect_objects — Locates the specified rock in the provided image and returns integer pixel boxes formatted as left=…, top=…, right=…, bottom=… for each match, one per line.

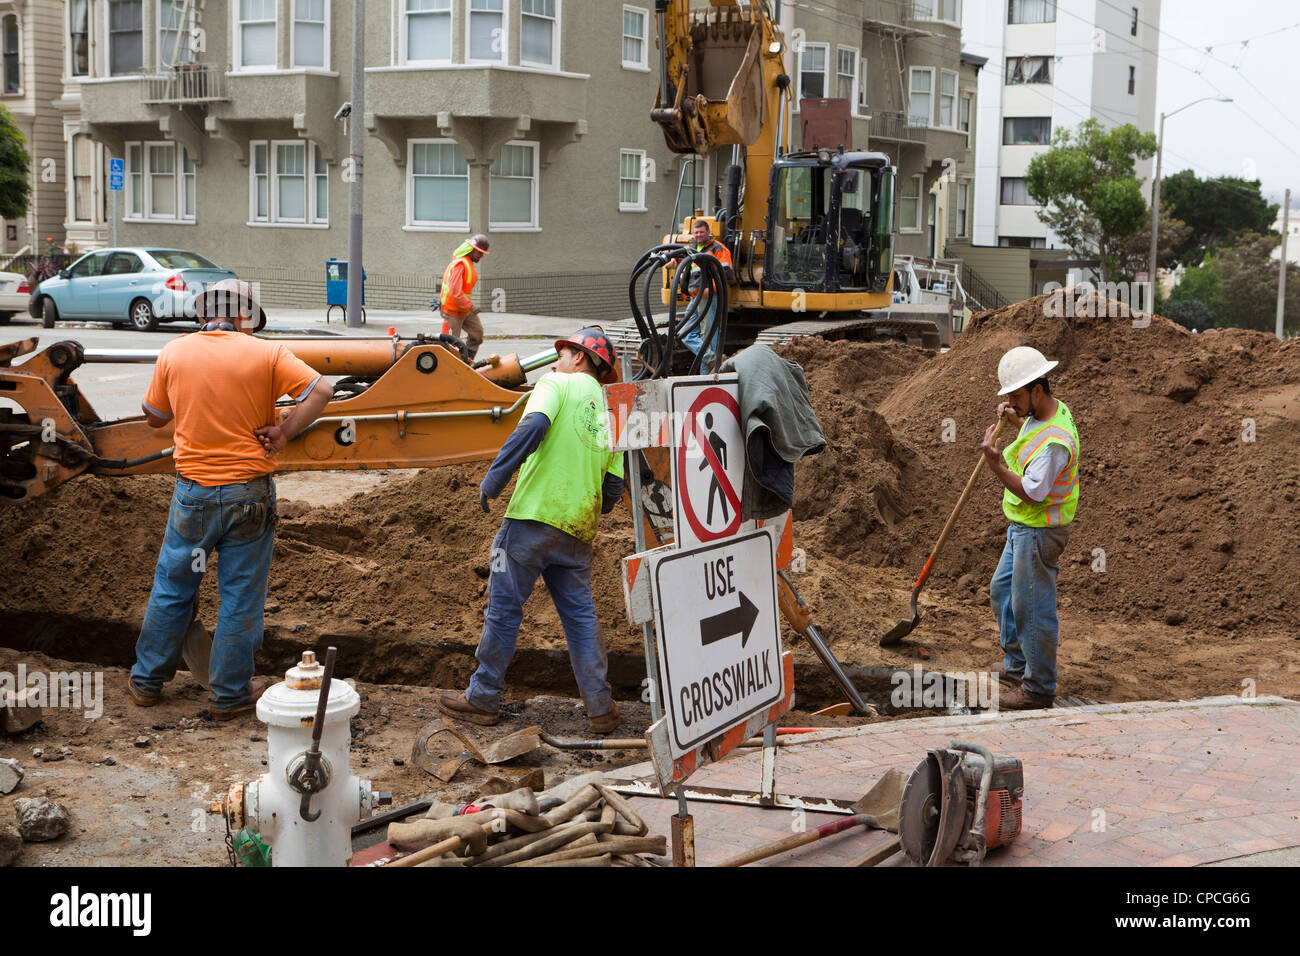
left=40, top=751, right=63, bottom=762
left=1165, top=610, right=1186, bottom=626
left=14, top=797, right=70, bottom=842
left=0, top=687, right=43, bottom=735
left=0, top=758, right=23, bottom=795
left=956, top=573, right=976, bottom=591
left=0, top=826, right=21, bottom=866
left=102, top=756, right=116, bottom=766
left=264, top=603, right=281, bottom=614
left=249, top=731, right=264, bottom=742
left=133, top=736, right=150, bottom=748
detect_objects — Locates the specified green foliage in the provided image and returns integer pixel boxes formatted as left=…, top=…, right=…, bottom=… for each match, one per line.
left=1119, top=202, right=1192, bottom=281
left=1163, top=299, right=1217, bottom=331
left=0, top=104, right=31, bottom=221
left=1167, top=233, right=1300, bottom=334
left=1025, top=119, right=1157, bottom=281
left=1161, top=170, right=1278, bottom=265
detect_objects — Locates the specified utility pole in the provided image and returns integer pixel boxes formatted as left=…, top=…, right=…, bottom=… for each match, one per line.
left=1278, top=188, right=1291, bottom=341
left=345, top=0, right=365, bottom=327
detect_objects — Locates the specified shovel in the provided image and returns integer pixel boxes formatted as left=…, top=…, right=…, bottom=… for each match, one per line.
left=181, top=597, right=213, bottom=688
left=879, top=415, right=1010, bottom=647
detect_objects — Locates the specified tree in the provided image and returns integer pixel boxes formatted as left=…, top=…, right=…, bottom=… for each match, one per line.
left=1025, top=119, right=1157, bottom=282
left=1167, top=256, right=1226, bottom=327
left=0, top=104, right=31, bottom=221
left=1117, top=202, right=1191, bottom=282
left=1212, top=232, right=1300, bottom=333
left=1161, top=170, right=1278, bottom=265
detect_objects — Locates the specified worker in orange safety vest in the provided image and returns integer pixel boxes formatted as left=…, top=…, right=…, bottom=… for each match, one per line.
left=440, top=234, right=489, bottom=359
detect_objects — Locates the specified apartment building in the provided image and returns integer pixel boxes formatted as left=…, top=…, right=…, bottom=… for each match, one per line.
left=962, top=0, right=1161, bottom=250
left=0, top=0, right=66, bottom=257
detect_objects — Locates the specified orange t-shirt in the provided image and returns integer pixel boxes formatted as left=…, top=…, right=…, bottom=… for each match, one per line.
left=143, top=331, right=321, bottom=486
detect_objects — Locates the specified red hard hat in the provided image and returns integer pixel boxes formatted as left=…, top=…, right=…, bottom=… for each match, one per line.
left=555, top=326, right=618, bottom=384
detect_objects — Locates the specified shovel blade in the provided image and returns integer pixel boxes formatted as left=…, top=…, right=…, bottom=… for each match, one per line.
left=849, top=767, right=907, bottom=833
left=182, top=619, right=213, bottom=688
left=878, top=616, right=919, bottom=647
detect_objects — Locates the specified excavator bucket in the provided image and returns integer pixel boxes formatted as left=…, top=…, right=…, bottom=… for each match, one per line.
left=653, top=3, right=767, bottom=154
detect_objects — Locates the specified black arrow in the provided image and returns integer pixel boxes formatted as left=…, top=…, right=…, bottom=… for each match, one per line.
left=700, top=592, right=760, bottom=649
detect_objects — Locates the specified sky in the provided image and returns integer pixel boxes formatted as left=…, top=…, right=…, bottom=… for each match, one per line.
left=1151, top=0, right=1300, bottom=209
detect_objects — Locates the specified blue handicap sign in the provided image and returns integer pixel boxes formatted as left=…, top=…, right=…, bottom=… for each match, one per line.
left=109, top=157, right=125, bottom=191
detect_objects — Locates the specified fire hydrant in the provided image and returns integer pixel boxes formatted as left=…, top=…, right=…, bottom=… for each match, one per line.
left=209, top=649, right=387, bottom=867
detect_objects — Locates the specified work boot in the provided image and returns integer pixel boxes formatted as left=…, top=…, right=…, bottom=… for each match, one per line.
left=997, top=686, right=1053, bottom=711
left=991, top=667, right=1023, bottom=686
left=438, top=691, right=501, bottom=726
left=587, top=701, right=621, bottom=735
left=127, top=681, right=161, bottom=707
left=210, top=678, right=272, bottom=722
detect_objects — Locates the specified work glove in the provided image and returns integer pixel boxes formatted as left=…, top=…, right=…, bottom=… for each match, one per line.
left=480, top=490, right=491, bottom=514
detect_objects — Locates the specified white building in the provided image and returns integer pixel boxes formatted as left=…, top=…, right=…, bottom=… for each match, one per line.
left=961, top=0, right=1161, bottom=249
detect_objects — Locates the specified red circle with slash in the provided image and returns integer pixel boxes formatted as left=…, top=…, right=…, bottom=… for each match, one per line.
left=676, top=387, right=743, bottom=542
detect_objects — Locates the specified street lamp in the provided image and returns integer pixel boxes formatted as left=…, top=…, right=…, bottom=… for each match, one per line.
left=1148, top=96, right=1233, bottom=307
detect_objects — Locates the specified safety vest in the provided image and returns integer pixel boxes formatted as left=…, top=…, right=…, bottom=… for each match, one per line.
left=688, top=239, right=732, bottom=297
left=1001, top=399, right=1080, bottom=528
left=440, top=255, right=478, bottom=317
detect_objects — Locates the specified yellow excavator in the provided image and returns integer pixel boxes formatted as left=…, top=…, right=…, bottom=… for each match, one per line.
left=636, top=0, right=950, bottom=356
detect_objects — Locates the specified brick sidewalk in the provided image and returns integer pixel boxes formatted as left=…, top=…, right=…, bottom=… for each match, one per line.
left=615, top=696, right=1300, bottom=867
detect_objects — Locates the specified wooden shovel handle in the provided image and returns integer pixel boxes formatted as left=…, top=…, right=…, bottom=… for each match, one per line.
left=912, top=415, right=1010, bottom=592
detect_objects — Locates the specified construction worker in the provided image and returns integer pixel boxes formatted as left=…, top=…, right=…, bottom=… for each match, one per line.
left=680, top=220, right=734, bottom=372
left=440, top=234, right=489, bottom=359
left=979, top=346, right=1080, bottom=711
left=128, top=279, right=334, bottom=720
left=439, top=328, right=626, bottom=734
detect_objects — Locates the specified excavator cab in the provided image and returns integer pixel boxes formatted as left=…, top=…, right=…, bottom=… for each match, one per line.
left=765, top=151, right=895, bottom=296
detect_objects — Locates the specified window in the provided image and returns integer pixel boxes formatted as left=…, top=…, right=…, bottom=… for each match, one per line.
left=908, top=67, right=933, bottom=127
left=959, top=94, right=972, bottom=134
left=1006, top=55, right=1050, bottom=84
left=72, top=134, right=94, bottom=222
left=619, top=149, right=646, bottom=211
left=1000, top=177, right=1032, bottom=205
left=899, top=174, right=921, bottom=232
left=1131, top=6, right=1139, bottom=36
left=1003, top=116, right=1051, bottom=145
left=238, top=0, right=277, bottom=69
left=521, top=0, right=558, bottom=69
left=159, top=0, right=194, bottom=69
left=622, top=6, right=648, bottom=70
left=405, top=0, right=451, bottom=63
left=797, top=43, right=827, bottom=104
left=69, top=0, right=89, bottom=76
left=836, top=47, right=858, bottom=104
left=408, top=140, right=469, bottom=228
left=125, top=141, right=195, bottom=222
left=249, top=140, right=328, bottom=225
left=1128, top=65, right=1135, bottom=95
left=1000, top=236, right=1045, bottom=248
left=70, top=251, right=111, bottom=278
left=293, top=0, right=328, bottom=69
left=103, top=251, right=143, bottom=275
left=469, top=0, right=504, bottom=63
left=490, top=142, right=537, bottom=228
left=858, top=56, right=869, bottom=111
left=2, top=15, right=18, bottom=94
left=939, top=70, right=957, bottom=128
left=956, top=181, right=969, bottom=237
left=913, top=0, right=961, bottom=24
left=1008, top=0, right=1056, bottom=24
left=109, top=0, right=143, bottom=75
left=681, top=155, right=706, bottom=216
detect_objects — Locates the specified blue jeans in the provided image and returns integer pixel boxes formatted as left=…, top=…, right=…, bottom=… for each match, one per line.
left=467, top=518, right=613, bottom=717
left=989, top=523, right=1070, bottom=699
left=680, top=295, right=719, bottom=373
left=131, top=476, right=277, bottom=708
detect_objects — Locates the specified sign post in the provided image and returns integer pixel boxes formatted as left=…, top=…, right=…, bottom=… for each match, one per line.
left=108, top=157, right=124, bottom=248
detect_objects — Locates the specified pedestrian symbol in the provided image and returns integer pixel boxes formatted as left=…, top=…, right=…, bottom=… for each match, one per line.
left=670, top=376, right=743, bottom=549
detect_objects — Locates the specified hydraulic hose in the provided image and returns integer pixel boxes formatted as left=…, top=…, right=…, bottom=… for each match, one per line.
left=627, top=241, right=730, bottom=380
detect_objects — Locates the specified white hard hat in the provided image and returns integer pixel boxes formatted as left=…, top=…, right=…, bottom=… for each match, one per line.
left=997, top=346, right=1058, bottom=395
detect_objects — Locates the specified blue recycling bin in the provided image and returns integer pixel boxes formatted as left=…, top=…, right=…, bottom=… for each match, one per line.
left=325, top=258, right=366, bottom=323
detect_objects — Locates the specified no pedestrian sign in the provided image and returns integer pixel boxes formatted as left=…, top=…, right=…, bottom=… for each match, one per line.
left=651, top=530, right=783, bottom=756
left=670, top=375, right=744, bottom=549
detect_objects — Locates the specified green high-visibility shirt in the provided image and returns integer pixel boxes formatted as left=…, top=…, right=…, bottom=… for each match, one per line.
left=505, top=371, right=624, bottom=543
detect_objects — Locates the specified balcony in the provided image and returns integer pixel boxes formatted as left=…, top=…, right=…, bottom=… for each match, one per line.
left=141, top=65, right=230, bottom=105
left=869, top=110, right=927, bottom=144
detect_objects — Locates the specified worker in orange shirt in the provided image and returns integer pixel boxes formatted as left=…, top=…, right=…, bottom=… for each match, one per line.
left=128, top=279, right=334, bottom=720
left=440, top=234, right=489, bottom=360
left=679, top=220, right=733, bottom=373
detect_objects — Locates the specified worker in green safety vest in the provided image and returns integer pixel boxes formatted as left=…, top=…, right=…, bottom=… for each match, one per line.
left=979, top=346, right=1080, bottom=710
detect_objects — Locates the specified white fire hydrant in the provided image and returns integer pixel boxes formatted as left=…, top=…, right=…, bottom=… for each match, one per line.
left=211, top=651, right=384, bottom=867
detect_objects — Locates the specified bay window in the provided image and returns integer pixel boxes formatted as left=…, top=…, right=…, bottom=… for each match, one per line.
left=293, top=0, right=328, bottom=69
left=908, top=67, right=933, bottom=127
left=521, top=0, right=557, bottom=70
left=109, top=0, right=143, bottom=75
left=469, top=0, right=504, bottom=63
left=69, top=0, right=89, bottom=76
left=238, top=0, right=277, bottom=69
left=405, top=0, right=451, bottom=63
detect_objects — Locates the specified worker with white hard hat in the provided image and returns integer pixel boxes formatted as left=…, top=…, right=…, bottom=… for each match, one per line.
left=978, top=346, right=1080, bottom=710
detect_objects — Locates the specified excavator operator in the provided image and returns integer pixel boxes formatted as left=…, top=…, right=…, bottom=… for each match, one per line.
left=680, top=220, right=734, bottom=372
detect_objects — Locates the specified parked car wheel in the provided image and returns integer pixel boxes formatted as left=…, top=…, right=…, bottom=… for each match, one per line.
left=0, top=312, right=12, bottom=325
left=41, top=297, right=58, bottom=329
left=129, top=298, right=160, bottom=332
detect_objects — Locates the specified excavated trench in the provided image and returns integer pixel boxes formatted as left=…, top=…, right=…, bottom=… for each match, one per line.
left=0, top=611, right=985, bottom=716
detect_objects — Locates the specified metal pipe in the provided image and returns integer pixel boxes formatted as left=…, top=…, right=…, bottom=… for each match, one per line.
left=80, top=349, right=163, bottom=363
left=345, top=0, right=365, bottom=328
left=948, top=741, right=996, bottom=857
left=302, top=392, right=530, bottom=432
left=518, top=347, right=559, bottom=372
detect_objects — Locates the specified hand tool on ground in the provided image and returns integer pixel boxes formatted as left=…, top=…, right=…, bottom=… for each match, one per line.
left=880, top=414, right=1010, bottom=646
left=180, top=595, right=211, bottom=689
left=777, top=569, right=875, bottom=716
left=898, top=741, right=1023, bottom=866
left=714, top=769, right=905, bottom=867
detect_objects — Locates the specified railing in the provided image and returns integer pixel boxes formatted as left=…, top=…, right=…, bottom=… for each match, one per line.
left=869, top=110, right=927, bottom=143
left=141, top=64, right=229, bottom=105
left=958, top=261, right=1012, bottom=313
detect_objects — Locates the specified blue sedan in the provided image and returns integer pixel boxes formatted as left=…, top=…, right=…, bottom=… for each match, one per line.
left=29, top=248, right=237, bottom=332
